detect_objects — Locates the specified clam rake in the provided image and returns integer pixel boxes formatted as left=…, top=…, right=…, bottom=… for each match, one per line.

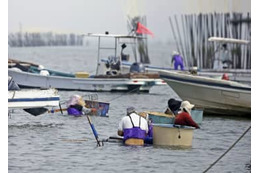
left=86, top=115, right=104, bottom=147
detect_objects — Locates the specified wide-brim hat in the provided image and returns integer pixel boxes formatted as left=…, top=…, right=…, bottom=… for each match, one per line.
left=180, top=101, right=194, bottom=115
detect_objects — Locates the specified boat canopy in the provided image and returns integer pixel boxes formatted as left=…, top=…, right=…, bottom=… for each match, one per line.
left=85, top=33, right=145, bottom=75
left=86, top=33, right=145, bottom=39
left=208, top=37, right=250, bottom=45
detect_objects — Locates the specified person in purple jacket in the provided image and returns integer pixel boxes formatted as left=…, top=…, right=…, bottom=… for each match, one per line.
left=66, top=95, right=92, bottom=116
left=118, top=107, right=148, bottom=146
left=171, top=51, right=184, bottom=70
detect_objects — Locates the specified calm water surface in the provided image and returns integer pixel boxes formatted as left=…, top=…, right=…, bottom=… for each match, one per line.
left=8, top=45, right=251, bottom=173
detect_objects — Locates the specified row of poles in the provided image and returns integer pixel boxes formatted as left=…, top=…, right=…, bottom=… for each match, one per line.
left=169, top=12, right=251, bottom=69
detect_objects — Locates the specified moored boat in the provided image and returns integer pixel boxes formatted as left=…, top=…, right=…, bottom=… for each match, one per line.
left=121, top=36, right=251, bottom=85
left=8, top=88, right=60, bottom=109
left=8, top=68, right=161, bottom=92
left=159, top=70, right=251, bottom=116
left=8, top=88, right=60, bottom=116
left=8, top=33, right=166, bottom=93
left=121, top=61, right=251, bottom=85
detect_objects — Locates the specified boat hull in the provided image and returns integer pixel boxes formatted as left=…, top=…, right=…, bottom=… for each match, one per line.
left=121, top=62, right=251, bottom=85
left=159, top=71, right=251, bottom=116
left=153, top=124, right=195, bottom=147
left=8, top=69, right=161, bottom=92
left=8, top=88, right=60, bottom=109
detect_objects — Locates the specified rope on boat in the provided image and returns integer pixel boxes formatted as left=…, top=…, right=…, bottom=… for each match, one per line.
left=203, top=126, right=251, bottom=173
left=107, top=86, right=142, bottom=102
left=58, top=86, right=141, bottom=106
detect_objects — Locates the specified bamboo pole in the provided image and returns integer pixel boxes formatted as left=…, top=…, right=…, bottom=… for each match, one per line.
left=169, top=16, right=181, bottom=64
left=170, top=12, right=250, bottom=70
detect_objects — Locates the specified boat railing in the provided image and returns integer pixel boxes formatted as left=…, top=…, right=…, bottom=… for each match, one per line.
left=153, top=123, right=196, bottom=129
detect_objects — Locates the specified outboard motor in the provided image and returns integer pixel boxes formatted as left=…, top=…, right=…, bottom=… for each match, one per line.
left=130, top=62, right=145, bottom=73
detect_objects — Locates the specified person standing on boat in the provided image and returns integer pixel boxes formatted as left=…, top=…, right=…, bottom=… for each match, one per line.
left=66, top=95, right=92, bottom=116
left=221, top=44, right=232, bottom=69
left=213, top=44, right=232, bottom=69
left=117, top=107, right=149, bottom=146
left=171, top=51, right=184, bottom=70
left=174, top=101, right=200, bottom=129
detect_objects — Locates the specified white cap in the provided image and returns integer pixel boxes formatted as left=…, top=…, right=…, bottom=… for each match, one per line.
left=38, top=65, right=45, bottom=70
left=172, top=51, right=179, bottom=55
left=180, top=101, right=194, bottom=115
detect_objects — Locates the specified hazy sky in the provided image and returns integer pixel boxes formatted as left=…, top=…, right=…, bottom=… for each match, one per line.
left=8, top=0, right=251, bottom=42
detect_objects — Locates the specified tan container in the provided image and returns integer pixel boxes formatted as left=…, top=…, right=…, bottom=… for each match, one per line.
left=75, top=72, right=89, bottom=78
left=153, top=124, right=194, bottom=146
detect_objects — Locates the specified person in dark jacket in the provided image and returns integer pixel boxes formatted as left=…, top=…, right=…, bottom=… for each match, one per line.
left=164, top=98, right=182, bottom=115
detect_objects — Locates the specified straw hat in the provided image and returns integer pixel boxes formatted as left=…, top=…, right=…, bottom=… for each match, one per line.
left=77, top=96, right=86, bottom=107
left=180, top=101, right=194, bottom=115
left=138, top=112, right=148, bottom=120
left=67, top=95, right=85, bottom=107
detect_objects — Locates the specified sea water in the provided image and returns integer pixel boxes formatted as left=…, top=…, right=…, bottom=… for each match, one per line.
left=8, top=45, right=251, bottom=173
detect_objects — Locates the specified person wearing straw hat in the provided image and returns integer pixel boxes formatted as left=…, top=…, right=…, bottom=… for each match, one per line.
left=171, top=51, right=184, bottom=70
left=66, top=95, right=92, bottom=116
left=117, top=107, right=149, bottom=146
left=174, top=101, right=200, bottom=129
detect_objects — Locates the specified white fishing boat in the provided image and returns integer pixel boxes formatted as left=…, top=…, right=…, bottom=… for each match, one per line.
left=121, top=61, right=251, bottom=85
left=8, top=33, right=165, bottom=93
left=159, top=70, right=251, bottom=116
left=8, top=69, right=163, bottom=92
left=8, top=87, right=60, bottom=116
left=121, top=36, right=251, bottom=85
left=8, top=88, right=60, bottom=109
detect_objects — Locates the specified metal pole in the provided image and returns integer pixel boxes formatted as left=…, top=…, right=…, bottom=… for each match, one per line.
left=96, top=36, right=101, bottom=75
left=115, top=37, right=117, bottom=58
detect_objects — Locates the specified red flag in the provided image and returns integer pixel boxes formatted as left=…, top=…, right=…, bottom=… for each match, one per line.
left=136, top=22, right=154, bottom=37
